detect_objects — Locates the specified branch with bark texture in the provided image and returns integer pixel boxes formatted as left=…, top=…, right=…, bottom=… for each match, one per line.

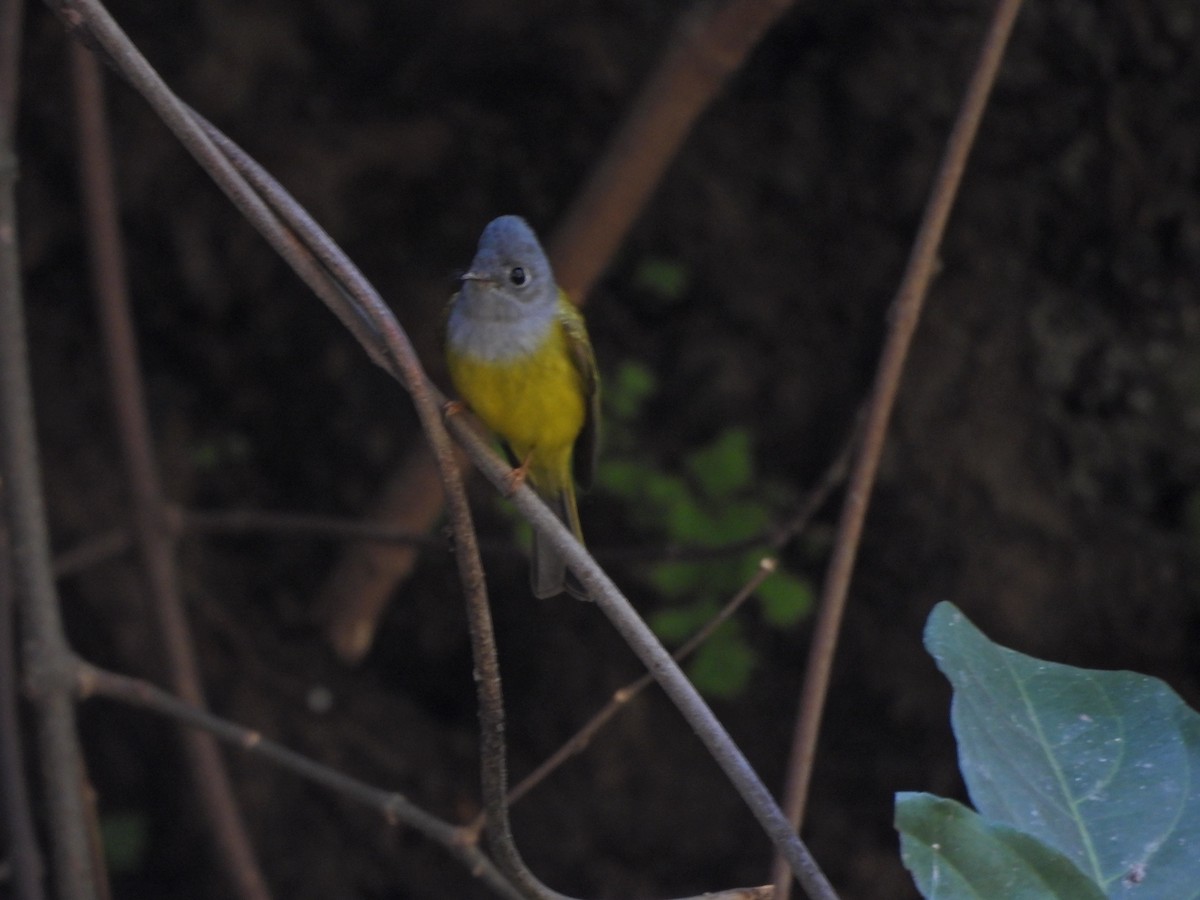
left=42, top=0, right=837, bottom=895
left=319, top=0, right=801, bottom=663
left=769, top=0, right=1027, bottom=896
left=69, top=41, right=270, bottom=899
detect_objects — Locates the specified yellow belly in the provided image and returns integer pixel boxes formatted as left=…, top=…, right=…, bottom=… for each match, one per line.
left=447, top=322, right=585, bottom=490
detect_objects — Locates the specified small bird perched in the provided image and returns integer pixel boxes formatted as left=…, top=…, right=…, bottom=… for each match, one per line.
left=445, top=216, right=599, bottom=600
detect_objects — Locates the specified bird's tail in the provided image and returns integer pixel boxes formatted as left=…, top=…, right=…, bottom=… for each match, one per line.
left=531, top=480, right=590, bottom=601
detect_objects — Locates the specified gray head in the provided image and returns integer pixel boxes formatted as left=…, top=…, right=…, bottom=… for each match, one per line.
left=456, top=216, right=558, bottom=324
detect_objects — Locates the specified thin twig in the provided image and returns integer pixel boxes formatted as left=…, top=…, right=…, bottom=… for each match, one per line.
left=83, top=657, right=783, bottom=900
left=181, top=102, right=571, bottom=900
left=468, top=556, right=779, bottom=840
left=188, top=109, right=830, bottom=897
left=0, top=8, right=98, bottom=897
left=79, top=661, right=775, bottom=900
left=452, top=419, right=837, bottom=900
left=473, top=414, right=859, bottom=827
left=769, top=1, right=1026, bottom=897
left=73, top=660, right=525, bottom=900
left=184, top=102, right=806, bottom=900
left=47, top=3, right=836, bottom=895
left=69, top=42, right=271, bottom=900
left=766, top=414, right=862, bottom=555
left=0, top=513, right=44, bottom=900
left=0, top=4, right=44, bottom=893
left=80, top=649, right=782, bottom=900
left=310, top=0, right=803, bottom=657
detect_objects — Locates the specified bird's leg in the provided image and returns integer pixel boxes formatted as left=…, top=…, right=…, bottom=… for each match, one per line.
left=504, top=453, right=532, bottom=496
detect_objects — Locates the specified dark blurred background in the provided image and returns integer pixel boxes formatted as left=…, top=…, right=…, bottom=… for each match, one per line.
left=13, top=0, right=1200, bottom=897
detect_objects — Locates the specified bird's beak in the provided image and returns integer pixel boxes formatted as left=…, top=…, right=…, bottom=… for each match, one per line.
left=460, top=271, right=491, bottom=284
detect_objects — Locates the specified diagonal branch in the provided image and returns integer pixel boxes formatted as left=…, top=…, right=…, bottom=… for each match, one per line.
left=473, top=411, right=858, bottom=827
left=320, top=0, right=803, bottom=661
left=73, top=659, right=525, bottom=900
left=463, top=422, right=838, bottom=899
left=43, top=4, right=566, bottom=896
left=468, top=556, right=778, bottom=840
left=770, top=0, right=1027, bottom=896
left=43, top=2, right=837, bottom=895
left=77, top=656, right=777, bottom=900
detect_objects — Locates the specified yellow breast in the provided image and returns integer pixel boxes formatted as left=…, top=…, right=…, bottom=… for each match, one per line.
left=447, top=319, right=586, bottom=488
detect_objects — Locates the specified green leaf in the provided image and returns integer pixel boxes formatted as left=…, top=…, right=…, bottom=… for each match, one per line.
left=687, top=623, right=754, bottom=698
left=704, top=499, right=769, bottom=544
left=632, top=257, right=690, bottom=301
left=896, top=793, right=1105, bottom=899
left=595, top=458, right=647, bottom=497
left=606, top=360, right=658, bottom=422
left=926, top=602, right=1200, bottom=896
left=660, top=493, right=714, bottom=543
left=649, top=598, right=717, bottom=641
left=646, top=561, right=707, bottom=600
left=757, top=569, right=812, bottom=628
left=641, top=472, right=692, bottom=524
left=685, top=429, right=754, bottom=499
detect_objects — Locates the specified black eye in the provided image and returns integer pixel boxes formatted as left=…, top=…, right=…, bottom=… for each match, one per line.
left=508, top=267, right=527, bottom=287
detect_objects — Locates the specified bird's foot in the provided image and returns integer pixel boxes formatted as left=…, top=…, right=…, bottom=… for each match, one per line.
left=503, top=457, right=531, bottom=496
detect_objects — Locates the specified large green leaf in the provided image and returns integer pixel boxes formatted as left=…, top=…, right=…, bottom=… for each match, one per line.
left=896, top=793, right=1104, bottom=899
left=925, top=602, right=1200, bottom=897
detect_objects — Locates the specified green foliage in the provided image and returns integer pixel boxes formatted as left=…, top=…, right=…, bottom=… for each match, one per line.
left=688, top=621, right=755, bottom=699
left=897, top=794, right=1104, bottom=899
left=897, top=602, right=1200, bottom=899
left=632, top=257, right=691, bottom=302
left=649, top=598, right=719, bottom=642
left=599, top=360, right=814, bottom=697
left=685, top=428, right=754, bottom=498
left=604, top=359, right=658, bottom=425
left=756, top=569, right=812, bottom=628
left=101, top=810, right=150, bottom=873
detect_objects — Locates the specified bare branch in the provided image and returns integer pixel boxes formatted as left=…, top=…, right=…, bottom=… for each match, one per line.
left=78, top=657, right=775, bottom=900
left=0, top=10, right=43, bottom=897
left=0, top=507, right=44, bottom=900
left=311, top=0, right=805, bottom=658
left=466, top=411, right=859, bottom=825
left=74, top=660, right=525, bottom=900
left=770, top=0, right=1027, bottom=896
left=69, top=41, right=271, bottom=899
left=467, top=556, right=778, bottom=840
left=46, top=3, right=837, bottom=895
left=449, top=419, right=837, bottom=900
left=0, top=6, right=98, bottom=897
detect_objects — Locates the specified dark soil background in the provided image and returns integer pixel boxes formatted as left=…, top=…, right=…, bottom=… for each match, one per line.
left=13, top=0, right=1200, bottom=898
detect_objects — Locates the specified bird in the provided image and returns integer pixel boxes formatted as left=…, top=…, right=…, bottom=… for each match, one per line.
left=445, top=215, right=599, bottom=600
